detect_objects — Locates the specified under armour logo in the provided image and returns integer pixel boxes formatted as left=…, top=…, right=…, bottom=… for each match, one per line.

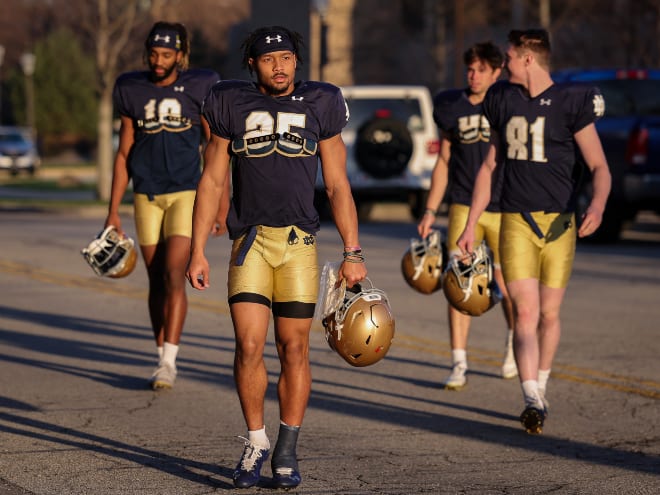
left=540, top=99, right=552, bottom=106
left=593, top=94, right=605, bottom=117
left=174, top=86, right=184, bottom=92
left=291, top=96, right=304, bottom=101
left=153, top=35, right=170, bottom=43
left=265, top=35, right=282, bottom=44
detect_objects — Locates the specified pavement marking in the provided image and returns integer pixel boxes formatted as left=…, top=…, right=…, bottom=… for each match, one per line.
left=2, top=258, right=659, bottom=400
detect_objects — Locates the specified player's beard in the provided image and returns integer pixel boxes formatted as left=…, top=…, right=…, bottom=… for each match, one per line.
left=260, top=73, right=293, bottom=96
left=149, top=62, right=177, bottom=83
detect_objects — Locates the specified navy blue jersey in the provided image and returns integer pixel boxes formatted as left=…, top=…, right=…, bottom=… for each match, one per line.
left=484, top=80, right=604, bottom=213
left=113, top=68, right=220, bottom=195
left=433, top=88, right=502, bottom=211
left=203, top=80, right=348, bottom=239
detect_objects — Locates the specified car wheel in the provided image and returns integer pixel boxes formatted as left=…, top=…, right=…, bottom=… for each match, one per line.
left=356, top=200, right=373, bottom=222
left=314, top=189, right=332, bottom=221
left=409, top=190, right=429, bottom=220
left=576, top=182, right=627, bottom=243
left=355, top=117, right=413, bottom=179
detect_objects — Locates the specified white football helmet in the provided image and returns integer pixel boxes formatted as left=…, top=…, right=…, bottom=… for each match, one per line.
left=81, top=226, right=137, bottom=278
left=401, top=230, right=443, bottom=294
left=442, top=241, right=501, bottom=316
left=322, top=278, right=395, bottom=367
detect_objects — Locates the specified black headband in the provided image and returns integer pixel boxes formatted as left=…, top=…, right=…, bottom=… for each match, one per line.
left=249, top=31, right=295, bottom=58
left=147, top=28, right=181, bottom=51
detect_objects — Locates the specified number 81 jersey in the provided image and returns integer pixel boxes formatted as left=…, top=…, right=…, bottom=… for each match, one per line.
left=203, top=79, right=349, bottom=239
left=483, top=80, right=605, bottom=213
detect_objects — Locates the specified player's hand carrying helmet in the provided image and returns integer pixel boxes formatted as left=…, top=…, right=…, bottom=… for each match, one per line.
left=401, top=229, right=444, bottom=294
left=81, top=226, right=137, bottom=278
left=442, top=241, right=501, bottom=316
left=322, top=278, right=395, bottom=367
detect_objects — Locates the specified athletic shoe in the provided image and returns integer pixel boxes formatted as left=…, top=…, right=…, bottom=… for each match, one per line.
left=520, top=406, right=545, bottom=434
left=501, top=332, right=518, bottom=379
left=149, top=362, right=176, bottom=390
left=443, top=362, right=467, bottom=390
left=233, top=438, right=269, bottom=489
left=272, top=465, right=302, bottom=489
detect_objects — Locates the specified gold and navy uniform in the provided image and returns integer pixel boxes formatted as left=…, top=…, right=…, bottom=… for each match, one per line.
left=434, top=88, right=505, bottom=259
left=483, top=80, right=605, bottom=287
left=113, top=69, right=220, bottom=196
left=483, top=80, right=604, bottom=213
left=203, top=80, right=348, bottom=316
left=203, top=79, right=348, bottom=240
left=433, top=88, right=503, bottom=211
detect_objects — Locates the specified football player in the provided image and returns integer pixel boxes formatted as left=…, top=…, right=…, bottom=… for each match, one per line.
left=186, top=26, right=366, bottom=489
left=105, top=22, right=224, bottom=390
left=457, top=29, right=611, bottom=434
left=418, top=41, right=517, bottom=391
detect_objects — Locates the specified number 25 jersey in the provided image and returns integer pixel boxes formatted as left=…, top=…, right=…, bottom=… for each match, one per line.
left=483, top=80, right=605, bottom=213
left=203, top=80, right=348, bottom=239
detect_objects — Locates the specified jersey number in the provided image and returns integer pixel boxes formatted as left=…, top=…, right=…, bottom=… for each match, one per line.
left=244, top=111, right=306, bottom=139
left=144, top=98, right=182, bottom=123
left=505, top=116, right=548, bottom=163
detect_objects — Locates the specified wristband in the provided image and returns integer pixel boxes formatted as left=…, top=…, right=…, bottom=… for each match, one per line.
left=344, top=246, right=361, bottom=252
left=424, top=208, right=437, bottom=216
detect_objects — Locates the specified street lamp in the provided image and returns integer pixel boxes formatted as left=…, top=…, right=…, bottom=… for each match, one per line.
left=20, top=52, right=36, bottom=139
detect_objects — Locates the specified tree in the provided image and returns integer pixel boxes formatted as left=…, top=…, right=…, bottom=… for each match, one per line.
left=83, top=0, right=142, bottom=201
left=33, top=29, right=98, bottom=155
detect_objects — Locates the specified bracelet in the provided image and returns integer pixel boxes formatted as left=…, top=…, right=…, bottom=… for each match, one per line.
left=344, top=245, right=361, bottom=252
left=343, top=249, right=363, bottom=257
left=424, top=208, right=437, bottom=216
left=344, top=256, right=365, bottom=263
left=343, top=253, right=365, bottom=263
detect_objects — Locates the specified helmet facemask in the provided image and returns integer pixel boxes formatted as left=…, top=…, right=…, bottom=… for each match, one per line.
left=323, top=278, right=395, bottom=367
left=442, top=241, right=501, bottom=316
left=82, top=226, right=137, bottom=278
left=401, top=230, right=443, bottom=294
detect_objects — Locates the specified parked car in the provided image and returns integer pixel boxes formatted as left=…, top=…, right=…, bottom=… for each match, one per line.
left=0, top=126, right=41, bottom=176
left=552, top=69, right=660, bottom=242
left=315, top=85, right=439, bottom=220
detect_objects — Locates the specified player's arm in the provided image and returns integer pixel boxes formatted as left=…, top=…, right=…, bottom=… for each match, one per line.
left=574, top=123, right=611, bottom=237
left=418, top=134, right=451, bottom=238
left=105, top=115, right=134, bottom=235
left=187, top=133, right=231, bottom=290
left=200, top=116, right=231, bottom=237
left=319, top=133, right=367, bottom=288
left=457, top=136, right=498, bottom=254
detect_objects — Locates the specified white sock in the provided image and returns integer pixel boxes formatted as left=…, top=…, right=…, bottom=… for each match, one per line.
left=162, top=342, right=179, bottom=368
left=248, top=426, right=270, bottom=449
left=157, top=346, right=164, bottom=360
left=521, top=380, right=542, bottom=408
left=451, top=349, right=467, bottom=367
left=538, top=369, right=551, bottom=395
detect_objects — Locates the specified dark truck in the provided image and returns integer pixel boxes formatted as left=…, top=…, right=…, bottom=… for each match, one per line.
left=552, top=69, right=660, bottom=242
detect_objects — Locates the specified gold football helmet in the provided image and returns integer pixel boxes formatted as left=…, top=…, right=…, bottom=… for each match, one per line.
left=401, top=230, right=443, bottom=294
left=322, top=279, right=395, bottom=367
left=442, top=241, right=501, bottom=316
left=81, top=226, right=137, bottom=278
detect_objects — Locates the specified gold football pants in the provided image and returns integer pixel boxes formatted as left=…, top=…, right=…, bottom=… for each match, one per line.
left=228, top=225, right=318, bottom=318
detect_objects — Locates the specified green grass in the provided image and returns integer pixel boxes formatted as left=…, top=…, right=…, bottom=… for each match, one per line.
left=0, top=177, right=96, bottom=191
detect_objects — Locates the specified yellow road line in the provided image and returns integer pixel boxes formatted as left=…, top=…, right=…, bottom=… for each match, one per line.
left=2, top=259, right=658, bottom=400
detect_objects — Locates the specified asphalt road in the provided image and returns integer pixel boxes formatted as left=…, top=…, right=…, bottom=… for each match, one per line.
left=0, top=204, right=659, bottom=494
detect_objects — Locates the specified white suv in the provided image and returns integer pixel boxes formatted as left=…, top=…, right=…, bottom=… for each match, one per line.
left=315, top=85, right=439, bottom=220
